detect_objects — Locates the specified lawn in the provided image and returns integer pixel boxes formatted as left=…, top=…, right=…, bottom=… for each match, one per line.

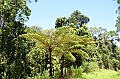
left=27, top=69, right=120, bottom=79
left=74, top=69, right=120, bottom=79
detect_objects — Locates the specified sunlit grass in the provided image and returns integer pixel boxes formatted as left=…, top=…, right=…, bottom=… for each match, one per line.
left=73, top=69, right=120, bottom=79
left=27, top=69, right=120, bottom=79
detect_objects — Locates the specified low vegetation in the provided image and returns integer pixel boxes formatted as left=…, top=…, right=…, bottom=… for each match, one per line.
left=76, top=69, right=120, bottom=79
left=27, top=69, right=120, bottom=79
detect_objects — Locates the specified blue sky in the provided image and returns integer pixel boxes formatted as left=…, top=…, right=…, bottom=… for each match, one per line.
left=25, top=0, right=118, bottom=31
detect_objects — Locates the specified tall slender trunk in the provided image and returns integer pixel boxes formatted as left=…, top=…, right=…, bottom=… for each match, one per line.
left=49, top=50, right=52, bottom=77
left=60, top=55, right=64, bottom=77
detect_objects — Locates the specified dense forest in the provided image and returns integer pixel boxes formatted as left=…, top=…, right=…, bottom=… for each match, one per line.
left=0, top=0, right=120, bottom=79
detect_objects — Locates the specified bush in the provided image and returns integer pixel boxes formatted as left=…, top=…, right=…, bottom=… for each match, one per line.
left=111, top=59, right=120, bottom=71
left=82, top=62, right=99, bottom=73
left=62, top=66, right=83, bottom=78
left=73, top=67, right=83, bottom=78
left=27, top=70, right=60, bottom=79
left=27, top=70, right=50, bottom=79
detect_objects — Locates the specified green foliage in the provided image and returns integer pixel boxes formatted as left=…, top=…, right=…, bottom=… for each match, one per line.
left=82, top=62, right=99, bottom=73
left=116, top=0, right=120, bottom=31
left=0, top=0, right=38, bottom=79
left=111, top=59, right=120, bottom=71
left=55, top=17, right=69, bottom=28
left=117, top=0, right=120, bottom=4
left=21, top=26, right=91, bottom=78
left=27, top=70, right=59, bottom=79
left=0, top=0, right=120, bottom=78
left=55, top=10, right=90, bottom=28
left=27, top=69, right=120, bottom=79
left=80, top=69, right=120, bottom=79
left=69, top=10, right=90, bottom=28
left=27, top=47, right=48, bottom=76
left=24, top=26, right=42, bottom=33
left=88, top=26, right=120, bottom=70
left=73, top=67, right=83, bottom=78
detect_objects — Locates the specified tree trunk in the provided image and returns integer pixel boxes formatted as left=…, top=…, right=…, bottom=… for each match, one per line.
left=60, top=55, right=64, bottom=78
left=49, top=50, right=52, bottom=77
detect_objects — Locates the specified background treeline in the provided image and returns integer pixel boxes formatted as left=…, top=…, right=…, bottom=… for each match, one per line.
left=0, top=0, right=120, bottom=79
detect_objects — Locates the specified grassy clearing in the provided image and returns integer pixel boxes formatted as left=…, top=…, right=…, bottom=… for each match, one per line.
left=73, top=69, right=120, bottom=79
left=27, top=69, right=120, bottom=79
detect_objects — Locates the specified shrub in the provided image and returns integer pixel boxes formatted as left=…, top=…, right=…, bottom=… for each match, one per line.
left=73, top=67, right=83, bottom=78
left=62, top=66, right=83, bottom=78
left=111, top=59, right=120, bottom=71
left=82, top=62, right=99, bottom=73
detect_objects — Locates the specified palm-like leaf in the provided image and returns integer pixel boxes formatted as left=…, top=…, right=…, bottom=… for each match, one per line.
left=20, top=27, right=91, bottom=77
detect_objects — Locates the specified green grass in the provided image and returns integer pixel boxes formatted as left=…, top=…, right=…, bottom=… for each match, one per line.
left=27, top=69, right=120, bottom=79
left=73, top=69, right=120, bottom=79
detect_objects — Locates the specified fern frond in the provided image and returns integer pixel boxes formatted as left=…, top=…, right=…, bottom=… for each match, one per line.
left=70, top=49, right=88, bottom=57
left=64, top=52, right=76, bottom=62
left=20, top=33, right=49, bottom=47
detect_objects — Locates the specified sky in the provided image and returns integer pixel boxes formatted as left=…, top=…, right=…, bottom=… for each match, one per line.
left=25, top=0, right=119, bottom=31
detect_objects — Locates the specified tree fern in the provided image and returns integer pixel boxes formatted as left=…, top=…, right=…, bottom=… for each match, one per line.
left=20, top=26, right=91, bottom=77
